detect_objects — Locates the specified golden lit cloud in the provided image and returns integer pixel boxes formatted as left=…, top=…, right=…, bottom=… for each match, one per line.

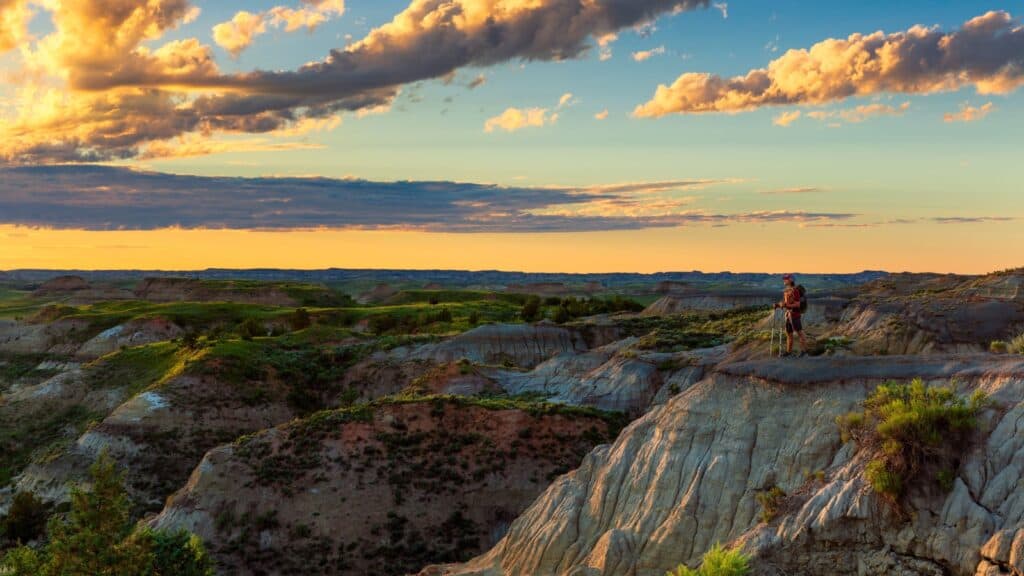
left=213, top=1, right=346, bottom=56
left=805, top=102, right=910, bottom=124
left=772, top=110, right=801, bottom=127
left=943, top=101, right=995, bottom=123
left=634, top=11, right=1024, bottom=117
left=0, top=0, right=711, bottom=162
left=212, top=11, right=267, bottom=57
left=0, top=0, right=31, bottom=54
left=594, top=109, right=609, bottom=120
left=632, top=46, right=666, bottom=62
left=484, top=107, right=556, bottom=133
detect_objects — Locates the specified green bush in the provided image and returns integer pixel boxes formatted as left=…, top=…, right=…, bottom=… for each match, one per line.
left=521, top=296, right=542, bottom=322
left=289, top=308, right=312, bottom=331
left=990, top=340, right=1009, bottom=354
left=1009, top=334, right=1024, bottom=354
left=838, top=379, right=988, bottom=501
left=755, top=486, right=786, bottom=523
left=667, top=543, right=751, bottom=576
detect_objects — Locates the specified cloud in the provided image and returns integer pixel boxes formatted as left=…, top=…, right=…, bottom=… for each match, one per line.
left=0, top=0, right=31, bottom=53
left=772, top=110, right=801, bottom=127
left=944, top=101, right=995, bottom=122
left=931, top=216, right=1016, bottom=224
left=0, top=166, right=849, bottom=233
left=213, top=1, right=346, bottom=57
left=467, top=74, right=487, bottom=89
left=713, top=2, right=728, bottom=19
left=0, top=0, right=711, bottom=163
left=633, top=46, right=666, bottom=62
left=595, top=109, right=609, bottom=120
left=485, top=92, right=578, bottom=132
left=805, top=102, right=910, bottom=124
left=484, top=107, right=557, bottom=133
left=634, top=10, right=1024, bottom=118
left=760, top=187, right=824, bottom=195
left=212, top=11, right=268, bottom=57
left=597, top=33, right=617, bottom=61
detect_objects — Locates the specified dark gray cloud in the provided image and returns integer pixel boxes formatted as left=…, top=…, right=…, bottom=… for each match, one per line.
left=0, top=165, right=854, bottom=233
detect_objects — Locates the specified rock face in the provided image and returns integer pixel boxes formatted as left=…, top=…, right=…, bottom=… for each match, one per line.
left=132, top=277, right=303, bottom=306
left=75, top=318, right=184, bottom=359
left=431, top=355, right=1024, bottom=576
left=409, top=324, right=588, bottom=369
left=149, top=399, right=622, bottom=576
left=831, top=271, right=1024, bottom=354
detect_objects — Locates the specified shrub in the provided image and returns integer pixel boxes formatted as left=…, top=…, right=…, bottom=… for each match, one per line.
left=467, top=311, right=480, bottom=326
left=521, top=296, right=542, bottom=322
left=1010, top=333, right=1024, bottom=355
left=755, top=486, right=786, bottom=523
left=838, top=379, right=988, bottom=501
left=990, top=340, right=1009, bottom=354
left=237, top=317, right=265, bottom=340
left=552, top=306, right=571, bottom=324
left=145, top=529, right=215, bottom=576
left=1, top=492, right=50, bottom=544
left=289, top=308, right=312, bottom=331
left=0, top=452, right=212, bottom=576
left=667, top=543, right=751, bottom=576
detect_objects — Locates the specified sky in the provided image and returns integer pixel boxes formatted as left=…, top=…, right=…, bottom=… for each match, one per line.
left=0, top=0, right=1022, bottom=273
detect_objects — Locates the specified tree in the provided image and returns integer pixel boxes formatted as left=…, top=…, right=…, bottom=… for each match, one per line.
left=1, top=452, right=214, bottom=576
left=521, top=296, right=542, bottom=322
left=42, top=452, right=152, bottom=575
left=2, top=491, right=49, bottom=544
left=289, top=308, right=312, bottom=331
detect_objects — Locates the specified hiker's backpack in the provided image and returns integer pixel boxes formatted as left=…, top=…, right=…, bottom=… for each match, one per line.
left=797, top=285, right=808, bottom=313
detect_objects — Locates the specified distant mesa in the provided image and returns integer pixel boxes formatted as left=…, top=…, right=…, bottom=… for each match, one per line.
left=357, top=283, right=399, bottom=304
left=423, top=282, right=445, bottom=290
left=654, top=280, right=692, bottom=294
left=33, top=275, right=90, bottom=296
left=506, top=282, right=570, bottom=296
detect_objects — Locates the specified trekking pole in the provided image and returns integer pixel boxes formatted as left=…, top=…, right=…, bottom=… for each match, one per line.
left=768, top=307, right=777, bottom=357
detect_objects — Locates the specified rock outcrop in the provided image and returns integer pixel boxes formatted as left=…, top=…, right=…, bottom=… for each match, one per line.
left=408, top=324, right=588, bottom=369
left=149, top=399, right=623, bottom=576
left=430, top=355, right=1024, bottom=576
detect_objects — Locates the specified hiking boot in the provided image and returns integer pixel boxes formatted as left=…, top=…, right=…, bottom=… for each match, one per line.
left=779, top=352, right=793, bottom=358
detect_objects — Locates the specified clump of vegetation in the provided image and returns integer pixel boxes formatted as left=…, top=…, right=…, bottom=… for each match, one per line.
left=755, top=486, right=786, bottom=523
left=989, top=340, right=1008, bottom=354
left=0, top=452, right=213, bottom=575
left=667, top=543, right=751, bottom=576
left=1, top=492, right=50, bottom=545
left=616, top=307, right=764, bottom=353
left=521, top=296, right=542, bottom=322
left=1009, top=333, right=1024, bottom=354
left=836, top=379, right=989, bottom=502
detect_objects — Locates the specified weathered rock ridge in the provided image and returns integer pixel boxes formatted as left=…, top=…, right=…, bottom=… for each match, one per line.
left=430, top=355, right=1024, bottom=576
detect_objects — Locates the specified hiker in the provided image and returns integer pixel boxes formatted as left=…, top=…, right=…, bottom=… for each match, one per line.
left=774, top=274, right=808, bottom=357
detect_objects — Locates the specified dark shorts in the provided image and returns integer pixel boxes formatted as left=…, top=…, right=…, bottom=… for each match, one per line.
left=786, top=314, right=803, bottom=334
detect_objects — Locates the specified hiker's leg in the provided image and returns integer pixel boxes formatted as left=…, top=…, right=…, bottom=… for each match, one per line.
left=785, top=319, right=794, bottom=353
left=798, top=331, right=808, bottom=351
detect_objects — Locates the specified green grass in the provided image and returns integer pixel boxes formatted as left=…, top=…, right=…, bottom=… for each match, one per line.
left=0, top=288, right=47, bottom=320
left=0, top=353, right=61, bottom=393
left=836, top=379, right=989, bottom=501
left=83, top=342, right=193, bottom=398
left=616, top=307, right=766, bottom=352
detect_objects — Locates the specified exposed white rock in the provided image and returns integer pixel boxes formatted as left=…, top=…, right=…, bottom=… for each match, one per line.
left=432, top=355, right=1024, bottom=576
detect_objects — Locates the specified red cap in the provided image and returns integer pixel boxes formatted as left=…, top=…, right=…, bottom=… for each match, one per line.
left=782, top=274, right=794, bottom=281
